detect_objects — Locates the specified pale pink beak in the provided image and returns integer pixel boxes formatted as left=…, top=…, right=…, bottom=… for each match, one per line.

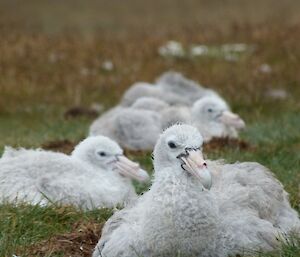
left=219, top=110, right=245, bottom=130
left=179, top=149, right=212, bottom=190
left=115, top=155, right=150, bottom=182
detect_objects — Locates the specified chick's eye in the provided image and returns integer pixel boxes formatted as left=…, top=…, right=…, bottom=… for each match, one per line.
left=207, top=108, right=213, bottom=113
left=168, top=141, right=177, bottom=149
left=98, top=151, right=106, bottom=157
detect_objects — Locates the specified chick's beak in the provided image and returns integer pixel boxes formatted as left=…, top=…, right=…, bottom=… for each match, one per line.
left=219, top=110, right=245, bottom=130
left=178, top=149, right=212, bottom=190
left=115, top=155, right=150, bottom=182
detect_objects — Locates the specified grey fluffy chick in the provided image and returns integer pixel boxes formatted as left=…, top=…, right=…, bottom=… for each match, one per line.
left=156, top=71, right=220, bottom=105
left=89, top=106, right=162, bottom=151
left=93, top=124, right=298, bottom=257
left=120, top=82, right=191, bottom=106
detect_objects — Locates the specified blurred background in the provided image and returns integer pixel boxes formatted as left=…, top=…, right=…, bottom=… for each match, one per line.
left=1, top=1, right=300, bottom=143
left=1, top=0, right=300, bottom=142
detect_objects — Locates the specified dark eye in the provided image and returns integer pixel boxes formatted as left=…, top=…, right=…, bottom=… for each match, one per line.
left=98, top=151, right=106, bottom=157
left=207, top=108, right=213, bottom=113
left=168, top=141, right=177, bottom=149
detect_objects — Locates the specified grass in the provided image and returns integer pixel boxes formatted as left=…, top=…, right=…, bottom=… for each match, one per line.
left=0, top=203, right=113, bottom=257
left=0, top=0, right=299, bottom=256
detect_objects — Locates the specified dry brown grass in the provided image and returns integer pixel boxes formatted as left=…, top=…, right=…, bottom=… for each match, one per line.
left=0, top=0, right=300, bottom=115
left=1, top=24, right=300, bottom=114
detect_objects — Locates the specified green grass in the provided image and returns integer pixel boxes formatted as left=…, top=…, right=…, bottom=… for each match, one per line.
left=0, top=107, right=90, bottom=150
left=0, top=202, right=113, bottom=257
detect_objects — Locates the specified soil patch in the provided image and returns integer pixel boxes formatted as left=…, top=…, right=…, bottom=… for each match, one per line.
left=64, top=106, right=99, bottom=119
left=28, top=221, right=103, bottom=257
left=204, top=137, right=254, bottom=152
left=42, top=139, right=78, bottom=154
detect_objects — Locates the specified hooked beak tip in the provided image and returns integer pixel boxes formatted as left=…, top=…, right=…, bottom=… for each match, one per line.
left=179, top=149, right=212, bottom=190
left=138, top=169, right=150, bottom=182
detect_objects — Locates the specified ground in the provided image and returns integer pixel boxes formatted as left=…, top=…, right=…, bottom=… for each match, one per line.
left=0, top=0, right=299, bottom=256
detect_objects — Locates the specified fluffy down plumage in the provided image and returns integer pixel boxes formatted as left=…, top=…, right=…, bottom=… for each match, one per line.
left=0, top=136, right=149, bottom=209
left=198, top=157, right=300, bottom=235
left=131, top=97, right=170, bottom=111
left=156, top=71, right=219, bottom=104
left=120, top=81, right=191, bottom=106
left=126, top=90, right=246, bottom=142
left=90, top=94, right=245, bottom=154
left=93, top=125, right=298, bottom=257
left=89, top=106, right=163, bottom=151
left=158, top=95, right=246, bottom=141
